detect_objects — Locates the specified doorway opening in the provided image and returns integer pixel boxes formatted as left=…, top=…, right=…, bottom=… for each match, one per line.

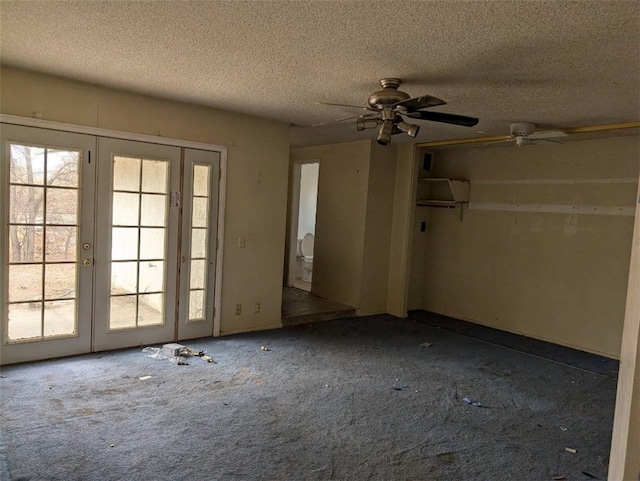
left=288, top=161, right=319, bottom=293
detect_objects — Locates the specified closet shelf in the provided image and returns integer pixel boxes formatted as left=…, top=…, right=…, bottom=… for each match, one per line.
left=416, top=178, right=469, bottom=218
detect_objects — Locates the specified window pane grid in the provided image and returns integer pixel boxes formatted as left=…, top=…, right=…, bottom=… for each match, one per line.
left=187, top=164, right=211, bottom=323
left=109, top=156, right=168, bottom=331
left=6, top=143, right=80, bottom=342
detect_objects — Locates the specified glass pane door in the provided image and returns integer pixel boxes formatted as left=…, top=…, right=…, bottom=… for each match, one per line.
left=1, top=124, right=96, bottom=364
left=93, top=138, right=180, bottom=351
left=178, top=149, right=220, bottom=340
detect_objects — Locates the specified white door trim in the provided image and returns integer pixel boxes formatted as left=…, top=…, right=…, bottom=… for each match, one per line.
left=0, top=115, right=227, bottom=153
left=286, top=159, right=320, bottom=288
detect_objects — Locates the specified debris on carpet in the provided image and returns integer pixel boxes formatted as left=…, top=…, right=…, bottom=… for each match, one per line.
left=142, top=345, right=215, bottom=365
left=462, top=397, right=482, bottom=407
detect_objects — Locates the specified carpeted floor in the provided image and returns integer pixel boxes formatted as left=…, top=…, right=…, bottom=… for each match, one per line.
left=0, top=313, right=617, bottom=481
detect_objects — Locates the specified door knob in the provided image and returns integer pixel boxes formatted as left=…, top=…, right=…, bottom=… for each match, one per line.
left=82, top=258, right=91, bottom=266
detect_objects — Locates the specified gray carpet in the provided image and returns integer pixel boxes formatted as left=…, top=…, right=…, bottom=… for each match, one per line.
left=0, top=315, right=616, bottom=481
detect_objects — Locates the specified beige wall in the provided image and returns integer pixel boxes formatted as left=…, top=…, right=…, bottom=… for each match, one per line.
left=290, top=141, right=371, bottom=307
left=0, top=66, right=291, bottom=335
left=412, top=136, right=639, bottom=358
left=387, top=143, right=418, bottom=317
left=608, top=179, right=640, bottom=478
left=359, top=143, right=397, bottom=315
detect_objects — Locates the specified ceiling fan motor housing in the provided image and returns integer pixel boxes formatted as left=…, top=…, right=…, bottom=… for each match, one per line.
left=510, top=122, right=536, bottom=137
left=368, top=78, right=410, bottom=108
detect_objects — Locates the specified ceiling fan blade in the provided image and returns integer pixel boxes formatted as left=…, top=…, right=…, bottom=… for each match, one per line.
left=311, top=115, right=362, bottom=127
left=529, top=130, right=568, bottom=140
left=530, top=139, right=564, bottom=145
left=393, top=95, right=446, bottom=111
left=412, top=110, right=479, bottom=127
left=316, top=102, right=376, bottom=112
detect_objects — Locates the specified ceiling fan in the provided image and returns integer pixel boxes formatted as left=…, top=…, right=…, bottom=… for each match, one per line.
left=314, top=78, right=479, bottom=145
left=486, top=122, right=568, bottom=147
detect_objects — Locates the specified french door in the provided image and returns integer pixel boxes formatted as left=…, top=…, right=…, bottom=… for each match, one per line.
left=93, top=138, right=181, bottom=351
left=1, top=125, right=96, bottom=364
left=1, top=125, right=221, bottom=364
left=177, top=149, right=220, bottom=340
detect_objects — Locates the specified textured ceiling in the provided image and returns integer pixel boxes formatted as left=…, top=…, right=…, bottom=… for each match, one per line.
left=1, top=0, right=639, bottom=147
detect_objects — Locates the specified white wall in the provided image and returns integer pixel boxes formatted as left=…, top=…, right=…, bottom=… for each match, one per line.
left=0, top=66, right=291, bottom=335
left=411, top=136, right=639, bottom=358
left=297, top=162, right=319, bottom=239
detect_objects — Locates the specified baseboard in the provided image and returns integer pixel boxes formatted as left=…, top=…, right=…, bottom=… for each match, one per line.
left=220, top=323, right=283, bottom=337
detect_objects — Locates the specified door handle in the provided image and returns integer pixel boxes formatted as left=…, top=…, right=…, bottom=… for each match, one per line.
left=82, top=258, right=92, bottom=266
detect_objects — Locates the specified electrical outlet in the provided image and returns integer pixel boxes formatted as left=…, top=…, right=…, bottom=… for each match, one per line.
left=254, top=303, right=260, bottom=313
left=238, top=237, right=246, bottom=248
left=235, top=304, right=241, bottom=315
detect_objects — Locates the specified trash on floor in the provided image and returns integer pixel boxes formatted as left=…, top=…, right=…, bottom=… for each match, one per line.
left=551, top=476, right=566, bottom=480
left=462, top=397, right=482, bottom=407
left=560, top=426, right=568, bottom=431
left=138, top=375, right=152, bottom=380
left=143, top=345, right=213, bottom=366
left=109, top=443, right=115, bottom=448
left=581, top=471, right=597, bottom=479
left=142, top=347, right=169, bottom=360
left=260, top=346, right=270, bottom=351
left=163, top=343, right=186, bottom=357
left=564, top=447, right=576, bottom=454
left=182, top=347, right=204, bottom=357
left=393, top=381, right=405, bottom=391
left=419, top=342, right=431, bottom=347
left=170, top=356, right=189, bottom=365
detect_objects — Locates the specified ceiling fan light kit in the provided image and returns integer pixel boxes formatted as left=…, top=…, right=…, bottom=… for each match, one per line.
left=318, top=78, right=479, bottom=146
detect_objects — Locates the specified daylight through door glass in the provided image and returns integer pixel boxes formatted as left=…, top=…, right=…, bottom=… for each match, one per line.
left=109, top=156, right=168, bottom=330
left=6, top=143, right=80, bottom=342
left=188, top=163, right=211, bottom=322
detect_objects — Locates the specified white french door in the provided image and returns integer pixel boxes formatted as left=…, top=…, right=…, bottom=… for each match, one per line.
left=93, top=138, right=181, bottom=351
left=1, top=124, right=222, bottom=363
left=1, top=125, right=96, bottom=364
left=177, top=149, right=220, bottom=340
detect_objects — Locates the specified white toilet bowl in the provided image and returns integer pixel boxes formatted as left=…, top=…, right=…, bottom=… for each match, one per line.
left=300, top=233, right=314, bottom=282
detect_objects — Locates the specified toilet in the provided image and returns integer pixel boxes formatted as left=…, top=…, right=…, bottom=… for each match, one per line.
left=300, top=233, right=314, bottom=282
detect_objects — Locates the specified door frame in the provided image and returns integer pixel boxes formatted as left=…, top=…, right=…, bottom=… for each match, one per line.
left=285, top=159, right=320, bottom=289
left=0, top=114, right=228, bottom=357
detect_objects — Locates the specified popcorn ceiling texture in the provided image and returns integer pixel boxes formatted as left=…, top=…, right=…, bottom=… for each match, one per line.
left=0, top=0, right=638, bottom=146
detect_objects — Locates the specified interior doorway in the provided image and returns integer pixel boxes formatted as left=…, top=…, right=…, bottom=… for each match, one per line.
left=287, top=161, right=319, bottom=293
